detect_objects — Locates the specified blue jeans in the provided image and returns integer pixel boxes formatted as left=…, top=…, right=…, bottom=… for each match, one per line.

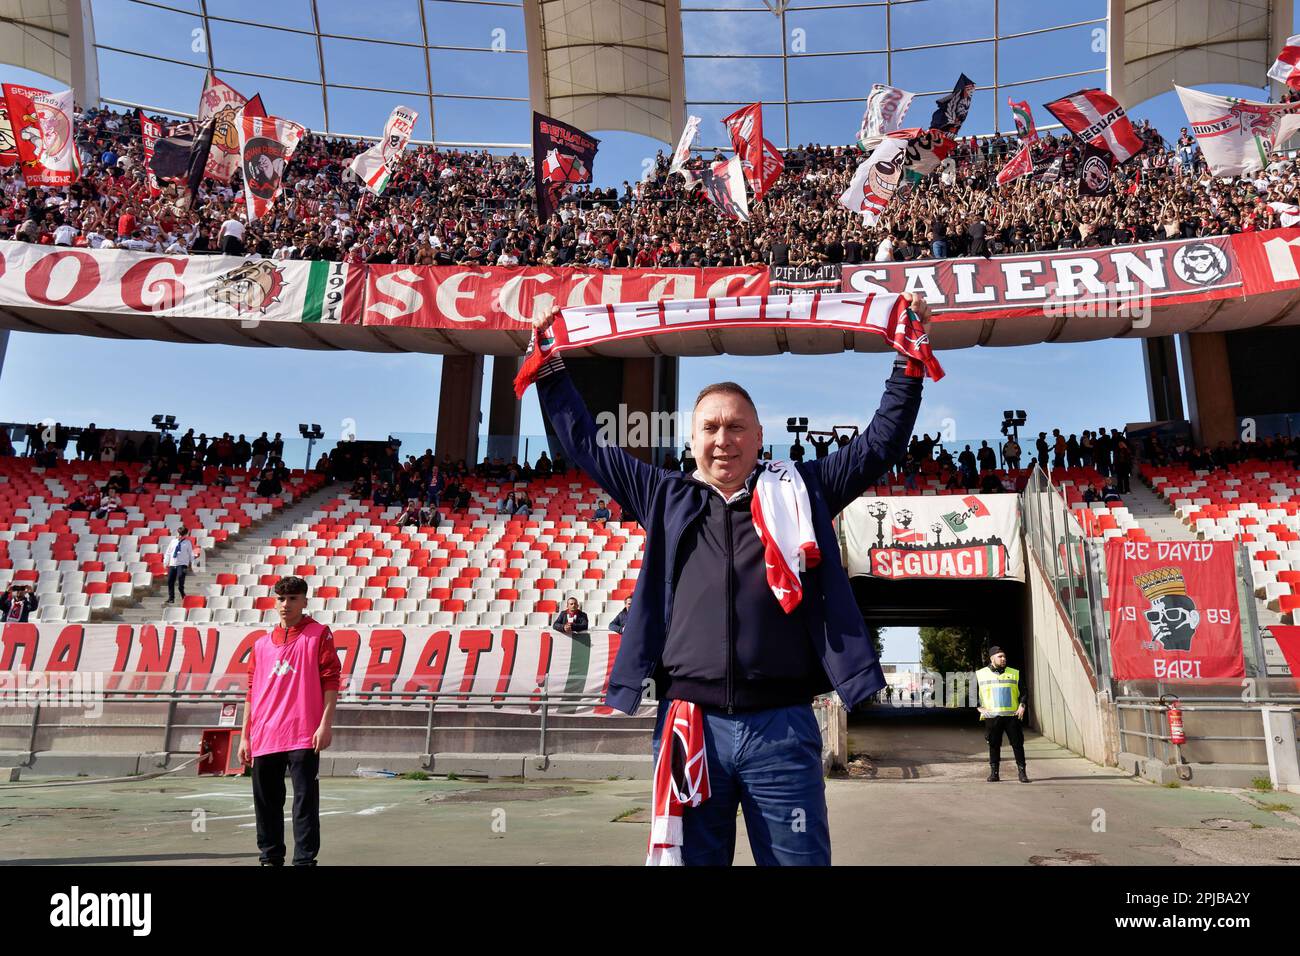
left=652, top=700, right=830, bottom=866
left=930, top=239, right=948, bottom=260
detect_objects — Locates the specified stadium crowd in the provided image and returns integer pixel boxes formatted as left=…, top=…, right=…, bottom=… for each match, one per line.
left=6, top=102, right=1300, bottom=271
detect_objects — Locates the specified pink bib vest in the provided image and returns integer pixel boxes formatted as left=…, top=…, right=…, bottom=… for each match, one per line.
left=248, top=619, right=329, bottom=758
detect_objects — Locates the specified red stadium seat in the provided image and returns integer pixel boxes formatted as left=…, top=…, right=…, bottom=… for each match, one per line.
left=348, top=598, right=372, bottom=612
left=253, top=597, right=276, bottom=611
left=183, top=595, right=206, bottom=609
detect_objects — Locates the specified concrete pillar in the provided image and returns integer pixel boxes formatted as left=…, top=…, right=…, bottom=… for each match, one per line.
left=1105, top=0, right=1126, bottom=107
left=435, top=354, right=484, bottom=467
left=67, top=1, right=100, bottom=108
left=1141, top=336, right=1184, bottom=423
left=1178, top=332, right=1237, bottom=448
left=487, top=355, right=521, bottom=462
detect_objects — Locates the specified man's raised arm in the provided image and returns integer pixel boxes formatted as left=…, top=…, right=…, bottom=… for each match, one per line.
left=814, top=293, right=930, bottom=515
left=529, top=307, right=664, bottom=525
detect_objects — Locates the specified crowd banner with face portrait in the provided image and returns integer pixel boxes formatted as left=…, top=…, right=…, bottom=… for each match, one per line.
left=349, top=105, right=418, bottom=195
left=1104, top=540, right=1244, bottom=681
left=237, top=113, right=306, bottom=220
left=839, top=136, right=906, bottom=225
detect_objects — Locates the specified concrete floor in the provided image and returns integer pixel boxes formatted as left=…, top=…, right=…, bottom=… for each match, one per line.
left=2, top=713, right=1298, bottom=865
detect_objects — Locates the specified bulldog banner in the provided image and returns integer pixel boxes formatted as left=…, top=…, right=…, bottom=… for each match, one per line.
left=359, top=265, right=769, bottom=328
left=842, top=233, right=1244, bottom=317
left=842, top=494, right=1025, bottom=581
left=0, top=242, right=361, bottom=324
left=197, top=72, right=249, bottom=184
left=0, top=624, right=630, bottom=715
left=1104, top=540, right=1244, bottom=681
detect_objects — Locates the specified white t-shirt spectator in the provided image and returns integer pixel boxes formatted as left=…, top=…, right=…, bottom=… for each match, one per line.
left=53, top=224, right=77, bottom=246
left=219, top=218, right=245, bottom=242
left=165, top=536, right=194, bottom=568
left=875, top=235, right=895, bottom=261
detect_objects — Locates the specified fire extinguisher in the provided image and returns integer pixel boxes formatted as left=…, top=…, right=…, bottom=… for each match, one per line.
left=1160, top=695, right=1193, bottom=780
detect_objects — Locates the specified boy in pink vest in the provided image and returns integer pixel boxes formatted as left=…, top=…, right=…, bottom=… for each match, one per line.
left=238, top=575, right=341, bottom=866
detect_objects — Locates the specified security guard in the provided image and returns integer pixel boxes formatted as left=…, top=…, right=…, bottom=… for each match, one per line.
left=976, top=646, right=1029, bottom=782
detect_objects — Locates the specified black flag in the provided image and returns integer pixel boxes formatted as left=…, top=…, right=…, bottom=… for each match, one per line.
left=149, top=115, right=214, bottom=202
left=532, top=112, right=599, bottom=219
left=930, top=73, right=975, bottom=135
left=1077, top=142, right=1115, bottom=196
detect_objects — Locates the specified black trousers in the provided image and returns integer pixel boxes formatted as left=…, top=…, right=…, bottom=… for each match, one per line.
left=166, top=565, right=188, bottom=601
left=985, top=715, right=1026, bottom=768
left=252, top=748, right=321, bottom=865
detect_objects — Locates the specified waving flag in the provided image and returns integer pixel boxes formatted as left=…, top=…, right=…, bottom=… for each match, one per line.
left=1269, top=201, right=1300, bottom=227
left=1043, top=88, right=1144, bottom=163
left=1174, top=85, right=1300, bottom=177
left=1009, top=98, right=1037, bottom=142
left=699, top=156, right=750, bottom=221
left=858, top=84, right=915, bottom=149
left=349, top=105, right=418, bottom=195
left=198, top=73, right=249, bottom=183
left=0, top=98, right=17, bottom=167
left=1077, top=143, right=1115, bottom=196
left=670, top=114, right=702, bottom=174
left=996, top=143, right=1033, bottom=185
left=891, top=523, right=925, bottom=544
left=839, top=136, right=905, bottom=225
left=237, top=113, right=304, bottom=220
left=137, top=110, right=163, bottom=196
left=930, top=73, right=976, bottom=135
left=1268, top=34, right=1300, bottom=90
left=895, top=127, right=955, bottom=179
left=753, top=136, right=784, bottom=201
left=3, top=84, right=80, bottom=186
left=533, top=112, right=598, bottom=218
left=724, top=103, right=766, bottom=198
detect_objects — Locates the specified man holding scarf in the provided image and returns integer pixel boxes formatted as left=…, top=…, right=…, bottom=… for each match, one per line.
left=528, top=294, right=931, bottom=866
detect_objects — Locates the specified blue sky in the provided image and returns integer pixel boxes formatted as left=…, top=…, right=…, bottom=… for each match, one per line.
left=0, top=1, right=1289, bottom=661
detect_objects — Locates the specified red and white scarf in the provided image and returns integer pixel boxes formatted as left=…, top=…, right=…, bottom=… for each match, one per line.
left=752, top=459, right=820, bottom=612
left=515, top=292, right=944, bottom=398
left=647, top=699, right=710, bottom=866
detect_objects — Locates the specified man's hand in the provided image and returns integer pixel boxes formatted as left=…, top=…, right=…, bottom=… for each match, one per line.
left=1016, top=704, right=1025, bottom=720
left=531, top=304, right=561, bottom=335
left=313, top=724, right=332, bottom=753
left=237, top=738, right=251, bottom=766
left=901, top=292, right=932, bottom=334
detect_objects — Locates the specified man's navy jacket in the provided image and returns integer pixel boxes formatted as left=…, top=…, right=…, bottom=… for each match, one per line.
left=536, top=361, right=922, bottom=715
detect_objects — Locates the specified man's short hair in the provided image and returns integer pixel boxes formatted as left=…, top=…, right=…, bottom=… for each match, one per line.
left=273, top=575, right=309, bottom=597
left=693, top=382, right=757, bottom=416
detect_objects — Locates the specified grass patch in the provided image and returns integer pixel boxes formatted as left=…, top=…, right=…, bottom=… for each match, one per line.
left=445, top=772, right=459, bottom=781
left=1255, top=801, right=1290, bottom=813
left=1251, top=777, right=1274, bottom=792
left=1163, top=781, right=1180, bottom=788
left=611, top=807, right=644, bottom=823
left=398, top=770, right=430, bottom=781
left=1250, top=822, right=1265, bottom=829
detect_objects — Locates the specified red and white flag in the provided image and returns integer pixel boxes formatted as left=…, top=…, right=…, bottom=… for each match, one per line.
left=1269, top=201, right=1300, bottom=227
left=698, top=155, right=750, bottom=221
left=754, top=136, right=784, bottom=201
left=670, top=114, right=702, bottom=174
left=349, top=105, right=418, bottom=195
left=236, top=113, right=305, bottom=220
left=1268, top=34, right=1300, bottom=91
left=0, top=97, right=18, bottom=167
left=724, top=103, right=765, bottom=198
left=3, top=84, right=79, bottom=186
left=891, top=524, right=925, bottom=544
left=1043, top=88, right=1144, bottom=163
left=996, top=143, right=1034, bottom=185
left=198, top=72, right=249, bottom=183
left=137, top=109, right=163, bottom=197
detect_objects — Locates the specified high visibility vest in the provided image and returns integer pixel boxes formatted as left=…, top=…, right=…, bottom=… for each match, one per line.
left=976, top=666, right=1020, bottom=718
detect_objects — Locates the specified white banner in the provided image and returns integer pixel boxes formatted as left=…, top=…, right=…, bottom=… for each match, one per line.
left=0, top=241, right=359, bottom=324
left=839, top=136, right=905, bottom=226
left=857, top=84, right=915, bottom=150
left=1175, top=84, right=1300, bottom=177
left=842, top=493, right=1024, bottom=581
left=0, top=624, right=627, bottom=715
left=349, top=105, right=418, bottom=195
left=198, top=73, right=248, bottom=184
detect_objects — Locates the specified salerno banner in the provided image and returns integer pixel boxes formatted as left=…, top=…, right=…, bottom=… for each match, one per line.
left=0, top=624, right=630, bottom=716
left=0, top=242, right=362, bottom=324
left=1104, top=540, right=1245, bottom=681
left=842, top=494, right=1024, bottom=582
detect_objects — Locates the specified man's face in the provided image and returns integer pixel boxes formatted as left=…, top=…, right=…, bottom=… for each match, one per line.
left=566, top=598, right=578, bottom=613
left=1144, top=594, right=1200, bottom=651
left=692, top=390, right=762, bottom=492
left=276, top=591, right=307, bottom=626
left=990, top=652, right=1007, bottom=669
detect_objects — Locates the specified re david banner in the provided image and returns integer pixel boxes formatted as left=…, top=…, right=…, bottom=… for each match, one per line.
left=198, top=72, right=249, bottom=183
left=842, top=494, right=1024, bottom=581
left=349, top=105, right=418, bottom=195
left=1105, top=540, right=1244, bottom=681
left=237, top=113, right=305, bottom=220
left=3, top=84, right=79, bottom=186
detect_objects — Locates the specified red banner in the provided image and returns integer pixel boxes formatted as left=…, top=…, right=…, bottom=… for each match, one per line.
left=360, top=265, right=769, bottom=328
left=1266, top=625, right=1300, bottom=678
left=1105, top=540, right=1244, bottom=681
left=843, top=235, right=1242, bottom=318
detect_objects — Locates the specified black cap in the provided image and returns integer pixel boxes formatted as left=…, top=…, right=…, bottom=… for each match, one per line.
left=988, top=645, right=1005, bottom=657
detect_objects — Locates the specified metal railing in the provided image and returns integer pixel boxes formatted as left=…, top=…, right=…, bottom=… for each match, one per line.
left=1115, top=697, right=1296, bottom=766
left=0, top=680, right=655, bottom=765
